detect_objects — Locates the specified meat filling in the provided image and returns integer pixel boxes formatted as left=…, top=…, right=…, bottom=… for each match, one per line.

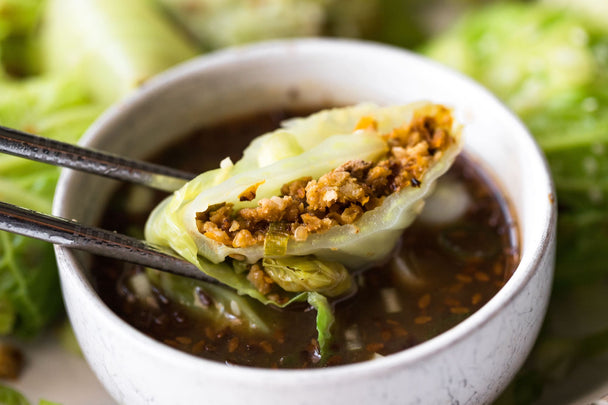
left=196, top=106, right=455, bottom=248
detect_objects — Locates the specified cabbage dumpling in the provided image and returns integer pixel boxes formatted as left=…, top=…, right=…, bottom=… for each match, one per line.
left=145, top=102, right=462, bottom=300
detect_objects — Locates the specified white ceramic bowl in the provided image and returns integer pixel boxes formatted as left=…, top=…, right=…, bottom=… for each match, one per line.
left=53, top=39, right=556, bottom=405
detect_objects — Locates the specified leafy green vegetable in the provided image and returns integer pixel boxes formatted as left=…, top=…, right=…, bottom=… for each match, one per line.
left=424, top=3, right=605, bottom=113
left=368, top=0, right=524, bottom=49
left=41, top=0, right=199, bottom=103
left=0, top=297, right=14, bottom=334
left=0, top=384, right=30, bottom=405
left=155, top=0, right=328, bottom=50
left=154, top=0, right=378, bottom=51
left=0, top=0, right=43, bottom=39
left=542, top=0, right=608, bottom=31
left=147, top=268, right=272, bottom=334
left=525, top=86, right=608, bottom=210
left=262, top=256, right=351, bottom=297
left=0, top=75, right=103, bottom=150
left=0, top=0, right=45, bottom=76
left=1, top=34, right=41, bottom=78
left=424, top=3, right=608, bottom=210
left=0, top=384, right=63, bottom=405
left=306, top=292, right=334, bottom=360
left=0, top=75, right=103, bottom=337
left=147, top=265, right=337, bottom=358
left=0, top=233, right=62, bottom=337
left=551, top=210, right=608, bottom=289
left=324, top=0, right=379, bottom=38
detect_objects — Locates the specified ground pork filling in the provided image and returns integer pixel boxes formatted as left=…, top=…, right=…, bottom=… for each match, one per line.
left=195, top=106, right=455, bottom=250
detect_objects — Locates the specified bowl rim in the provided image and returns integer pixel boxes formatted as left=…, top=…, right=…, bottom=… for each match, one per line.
left=53, top=37, right=557, bottom=381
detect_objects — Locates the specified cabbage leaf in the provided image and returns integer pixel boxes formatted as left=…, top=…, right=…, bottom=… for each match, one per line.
left=424, top=3, right=608, bottom=210
left=154, top=0, right=378, bottom=50
left=146, top=102, right=462, bottom=270
left=542, top=0, right=608, bottom=31
left=262, top=256, right=351, bottom=297
left=0, top=75, right=104, bottom=337
left=0, top=0, right=45, bottom=76
left=0, top=385, right=30, bottom=405
left=41, top=0, right=199, bottom=103
left=0, top=384, right=62, bottom=405
left=147, top=268, right=336, bottom=358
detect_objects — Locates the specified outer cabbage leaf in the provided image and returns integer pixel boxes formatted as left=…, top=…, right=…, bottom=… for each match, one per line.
left=424, top=3, right=608, bottom=210
left=146, top=268, right=272, bottom=334
left=0, top=384, right=62, bottom=405
left=146, top=103, right=462, bottom=270
left=0, top=384, right=30, bottom=405
left=0, top=233, right=62, bottom=338
left=41, top=0, right=199, bottom=103
left=154, top=0, right=378, bottom=51
left=0, top=74, right=103, bottom=337
left=524, top=87, right=608, bottom=209
left=423, top=3, right=604, bottom=114
left=0, top=0, right=44, bottom=76
left=542, top=0, right=608, bottom=31
left=147, top=268, right=335, bottom=357
left=155, top=0, right=328, bottom=50
left=0, top=0, right=43, bottom=39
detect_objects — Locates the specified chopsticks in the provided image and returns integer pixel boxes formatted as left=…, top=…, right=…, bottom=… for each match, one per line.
left=0, top=124, right=219, bottom=283
left=0, top=125, right=195, bottom=192
left=0, top=201, right=214, bottom=282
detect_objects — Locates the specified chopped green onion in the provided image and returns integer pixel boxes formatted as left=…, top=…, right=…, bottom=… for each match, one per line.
left=263, top=222, right=291, bottom=257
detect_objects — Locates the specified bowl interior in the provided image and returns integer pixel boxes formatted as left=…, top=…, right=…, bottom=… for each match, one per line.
left=53, top=39, right=555, bottom=402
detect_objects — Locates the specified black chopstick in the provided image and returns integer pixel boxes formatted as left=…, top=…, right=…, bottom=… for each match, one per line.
left=0, top=125, right=195, bottom=192
left=0, top=201, right=215, bottom=283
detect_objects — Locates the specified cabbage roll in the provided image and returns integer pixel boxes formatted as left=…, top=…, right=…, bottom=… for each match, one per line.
left=146, top=102, right=463, bottom=299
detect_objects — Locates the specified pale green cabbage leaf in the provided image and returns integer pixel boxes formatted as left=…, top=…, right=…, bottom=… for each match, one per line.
left=146, top=102, right=463, bottom=270
left=0, top=384, right=62, bottom=405
left=0, top=0, right=45, bottom=76
left=542, top=0, right=608, bottom=31
left=0, top=385, right=30, bottom=405
left=262, top=256, right=352, bottom=297
left=424, top=3, right=608, bottom=210
left=147, top=268, right=336, bottom=357
left=0, top=75, right=104, bottom=337
left=41, top=0, right=199, bottom=103
left=154, top=0, right=378, bottom=50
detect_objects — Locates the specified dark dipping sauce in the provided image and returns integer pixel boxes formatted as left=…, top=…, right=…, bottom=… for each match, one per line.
left=92, top=108, right=520, bottom=369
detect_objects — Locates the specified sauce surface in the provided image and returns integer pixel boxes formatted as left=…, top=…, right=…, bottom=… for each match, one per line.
left=91, top=109, right=519, bottom=368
